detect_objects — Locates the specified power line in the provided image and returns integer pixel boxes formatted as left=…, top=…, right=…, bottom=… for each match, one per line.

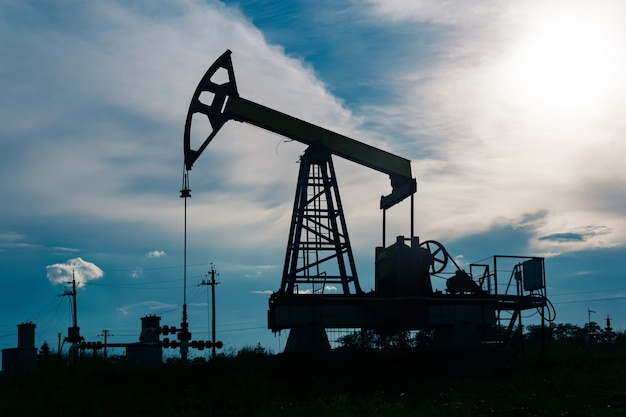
left=98, top=329, right=113, bottom=358
left=552, top=295, right=626, bottom=305
left=549, top=287, right=626, bottom=298
left=219, top=326, right=266, bottom=333
left=96, top=261, right=216, bottom=273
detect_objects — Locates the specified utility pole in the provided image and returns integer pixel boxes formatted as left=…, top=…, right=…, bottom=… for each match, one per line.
left=587, top=307, right=596, bottom=346
left=61, top=273, right=79, bottom=331
left=60, top=271, right=83, bottom=356
left=587, top=308, right=596, bottom=331
left=200, top=264, right=219, bottom=359
left=71, top=276, right=77, bottom=331
left=99, top=329, right=113, bottom=358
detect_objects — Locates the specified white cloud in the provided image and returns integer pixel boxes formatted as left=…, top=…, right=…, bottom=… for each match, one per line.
left=146, top=250, right=166, bottom=259
left=0, top=232, right=25, bottom=242
left=363, top=0, right=502, bottom=26
left=242, top=264, right=279, bottom=279
left=46, top=257, right=104, bottom=288
left=452, top=255, right=468, bottom=270
left=0, top=232, right=41, bottom=251
left=51, top=246, right=81, bottom=253
left=0, top=0, right=361, bottom=254
left=360, top=0, right=626, bottom=254
left=116, top=300, right=177, bottom=316
left=293, top=286, right=338, bottom=295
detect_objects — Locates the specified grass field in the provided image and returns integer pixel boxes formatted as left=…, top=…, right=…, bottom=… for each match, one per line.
left=1, top=341, right=626, bottom=416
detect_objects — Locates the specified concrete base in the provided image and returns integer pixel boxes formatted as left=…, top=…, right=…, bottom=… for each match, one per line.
left=284, top=326, right=331, bottom=353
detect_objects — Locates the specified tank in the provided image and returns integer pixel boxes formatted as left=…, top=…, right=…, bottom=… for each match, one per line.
left=140, top=315, right=161, bottom=344
left=522, top=258, right=544, bottom=291
left=66, top=326, right=81, bottom=343
left=17, top=322, right=36, bottom=350
left=128, top=315, right=163, bottom=367
left=375, top=236, right=433, bottom=297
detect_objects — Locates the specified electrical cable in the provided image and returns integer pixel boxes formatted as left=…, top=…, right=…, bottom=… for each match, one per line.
left=92, top=262, right=216, bottom=273
left=218, top=326, right=266, bottom=333
left=553, top=295, right=626, bottom=305
left=25, top=294, right=60, bottom=323
left=543, top=298, right=557, bottom=321
left=36, top=297, right=66, bottom=333
left=550, top=287, right=626, bottom=298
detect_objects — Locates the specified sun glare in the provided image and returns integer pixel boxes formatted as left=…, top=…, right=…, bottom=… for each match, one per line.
left=504, top=4, right=621, bottom=118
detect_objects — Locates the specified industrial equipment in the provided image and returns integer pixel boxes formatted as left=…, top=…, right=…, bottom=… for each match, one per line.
left=77, top=315, right=222, bottom=365
left=183, top=50, right=552, bottom=352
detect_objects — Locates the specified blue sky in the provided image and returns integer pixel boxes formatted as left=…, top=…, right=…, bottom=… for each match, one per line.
left=1, top=0, right=625, bottom=356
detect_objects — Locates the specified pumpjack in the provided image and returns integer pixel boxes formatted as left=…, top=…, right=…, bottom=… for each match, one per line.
left=183, top=50, right=551, bottom=352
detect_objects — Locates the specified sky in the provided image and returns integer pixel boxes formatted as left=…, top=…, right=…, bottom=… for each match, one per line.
left=1, top=0, right=625, bottom=357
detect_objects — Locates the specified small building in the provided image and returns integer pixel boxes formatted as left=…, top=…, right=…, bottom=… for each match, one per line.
left=126, top=315, right=162, bottom=367
left=2, top=322, right=38, bottom=375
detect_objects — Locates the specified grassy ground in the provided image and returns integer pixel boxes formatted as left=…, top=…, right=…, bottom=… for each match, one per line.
left=1, top=343, right=626, bottom=416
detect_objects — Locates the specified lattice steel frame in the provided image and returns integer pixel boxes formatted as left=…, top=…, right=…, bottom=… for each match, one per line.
left=280, top=144, right=363, bottom=295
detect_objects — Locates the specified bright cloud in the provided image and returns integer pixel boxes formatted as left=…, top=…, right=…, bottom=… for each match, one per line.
left=0, top=232, right=40, bottom=251
left=295, top=286, right=338, bottom=295
left=0, top=0, right=357, bottom=250
left=116, top=301, right=177, bottom=316
left=361, top=0, right=626, bottom=254
left=251, top=290, right=273, bottom=295
left=146, top=250, right=167, bottom=259
left=243, top=265, right=278, bottom=279
left=46, top=257, right=104, bottom=288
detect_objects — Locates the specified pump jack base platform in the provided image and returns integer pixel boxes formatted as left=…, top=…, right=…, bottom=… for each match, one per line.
left=269, top=292, right=546, bottom=352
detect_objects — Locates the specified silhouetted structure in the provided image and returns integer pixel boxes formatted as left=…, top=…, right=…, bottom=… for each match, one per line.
left=125, top=315, right=162, bottom=366
left=2, top=322, right=37, bottom=374
left=61, top=275, right=84, bottom=357
left=183, top=50, right=552, bottom=352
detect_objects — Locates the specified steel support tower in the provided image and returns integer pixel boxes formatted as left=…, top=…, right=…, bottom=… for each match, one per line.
left=281, top=144, right=362, bottom=296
